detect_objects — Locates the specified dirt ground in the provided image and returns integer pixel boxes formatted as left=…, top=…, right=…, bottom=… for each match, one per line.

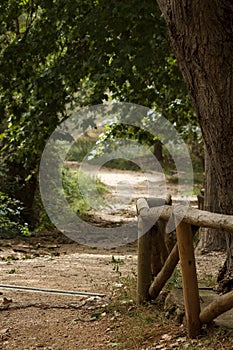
left=0, top=167, right=232, bottom=349
left=0, top=231, right=229, bottom=350
left=0, top=231, right=138, bottom=350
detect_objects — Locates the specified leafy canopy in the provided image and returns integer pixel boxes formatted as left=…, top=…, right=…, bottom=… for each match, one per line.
left=0, top=0, right=198, bottom=218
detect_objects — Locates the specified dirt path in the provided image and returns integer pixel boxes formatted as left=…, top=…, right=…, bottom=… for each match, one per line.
left=0, top=231, right=137, bottom=350
left=0, top=233, right=229, bottom=350
left=0, top=166, right=231, bottom=349
left=68, top=161, right=197, bottom=224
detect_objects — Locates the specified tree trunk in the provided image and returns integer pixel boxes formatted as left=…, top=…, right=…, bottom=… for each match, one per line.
left=153, top=140, right=163, bottom=161
left=156, top=0, right=233, bottom=292
left=197, top=146, right=226, bottom=253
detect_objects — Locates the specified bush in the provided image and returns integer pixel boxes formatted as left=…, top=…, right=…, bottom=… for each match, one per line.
left=0, top=191, right=30, bottom=237
left=62, top=166, right=108, bottom=216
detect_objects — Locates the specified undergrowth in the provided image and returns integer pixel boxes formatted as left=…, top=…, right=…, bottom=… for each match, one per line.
left=102, top=272, right=233, bottom=350
left=0, top=191, right=30, bottom=238
left=62, top=166, right=108, bottom=217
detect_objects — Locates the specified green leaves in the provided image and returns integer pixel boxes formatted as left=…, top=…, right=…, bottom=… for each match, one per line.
left=0, top=0, right=198, bottom=225
left=1, top=0, right=195, bottom=164
left=0, top=191, right=30, bottom=237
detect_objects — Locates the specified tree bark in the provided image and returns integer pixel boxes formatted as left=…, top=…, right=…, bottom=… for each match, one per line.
left=153, top=140, right=163, bottom=161
left=197, top=146, right=226, bottom=253
left=156, top=0, right=233, bottom=292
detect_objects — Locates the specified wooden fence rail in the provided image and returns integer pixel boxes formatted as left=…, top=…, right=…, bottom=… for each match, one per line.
left=137, top=199, right=233, bottom=232
left=136, top=197, right=233, bottom=338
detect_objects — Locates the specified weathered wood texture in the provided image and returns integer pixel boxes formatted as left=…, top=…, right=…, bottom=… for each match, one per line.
left=175, top=220, right=201, bottom=338
left=137, top=197, right=174, bottom=303
left=137, top=203, right=233, bottom=233
left=200, top=290, right=233, bottom=324
left=149, top=242, right=179, bottom=299
left=136, top=199, right=233, bottom=336
left=151, top=224, right=165, bottom=277
left=137, top=217, right=152, bottom=304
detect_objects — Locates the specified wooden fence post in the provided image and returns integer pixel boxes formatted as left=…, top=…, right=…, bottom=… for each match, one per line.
left=150, top=224, right=163, bottom=277
left=136, top=199, right=233, bottom=337
left=175, top=219, right=201, bottom=338
left=137, top=215, right=152, bottom=304
left=136, top=196, right=172, bottom=303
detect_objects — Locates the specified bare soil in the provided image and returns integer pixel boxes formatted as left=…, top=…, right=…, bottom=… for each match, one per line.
left=0, top=167, right=232, bottom=350
left=0, top=231, right=138, bottom=350
left=0, top=232, right=230, bottom=350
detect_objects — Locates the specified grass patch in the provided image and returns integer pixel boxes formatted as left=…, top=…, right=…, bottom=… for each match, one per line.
left=101, top=273, right=176, bottom=349
left=62, top=166, right=108, bottom=217
left=100, top=272, right=233, bottom=350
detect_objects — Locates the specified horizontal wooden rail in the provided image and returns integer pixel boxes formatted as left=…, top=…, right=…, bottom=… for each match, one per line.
left=137, top=199, right=233, bottom=233
left=136, top=197, right=233, bottom=338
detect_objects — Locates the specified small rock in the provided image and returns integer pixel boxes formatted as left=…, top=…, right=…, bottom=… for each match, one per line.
left=0, top=328, right=9, bottom=335
left=161, top=334, right=172, bottom=341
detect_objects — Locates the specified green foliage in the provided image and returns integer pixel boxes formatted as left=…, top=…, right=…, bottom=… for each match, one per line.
left=0, top=0, right=195, bottom=170
left=109, top=255, right=125, bottom=273
left=91, top=123, right=156, bottom=153
left=0, top=191, right=30, bottom=237
left=0, top=0, right=199, bottom=227
left=62, top=166, right=108, bottom=216
left=0, top=1, right=105, bottom=221
left=110, top=255, right=125, bottom=265
left=88, top=121, right=161, bottom=166
left=33, top=165, right=108, bottom=230
left=67, top=138, right=97, bottom=162
left=85, top=0, right=196, bottom=127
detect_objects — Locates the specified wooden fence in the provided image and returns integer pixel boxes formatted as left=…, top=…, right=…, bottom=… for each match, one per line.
left=136, top=197, right=233, bottom=338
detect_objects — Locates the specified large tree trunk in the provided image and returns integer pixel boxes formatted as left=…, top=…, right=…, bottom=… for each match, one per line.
left=197, top=147, right=226, bottom=253
left=156, top=0, right=233, bottom=292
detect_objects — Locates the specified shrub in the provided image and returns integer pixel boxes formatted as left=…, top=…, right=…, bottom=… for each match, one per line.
left=62, top=166, right=108, bottom=216
left=0, top=191, right=30, bottom=237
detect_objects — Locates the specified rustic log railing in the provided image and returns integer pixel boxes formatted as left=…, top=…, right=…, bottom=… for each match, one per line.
left=136, top=197, right=233, bottom=338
